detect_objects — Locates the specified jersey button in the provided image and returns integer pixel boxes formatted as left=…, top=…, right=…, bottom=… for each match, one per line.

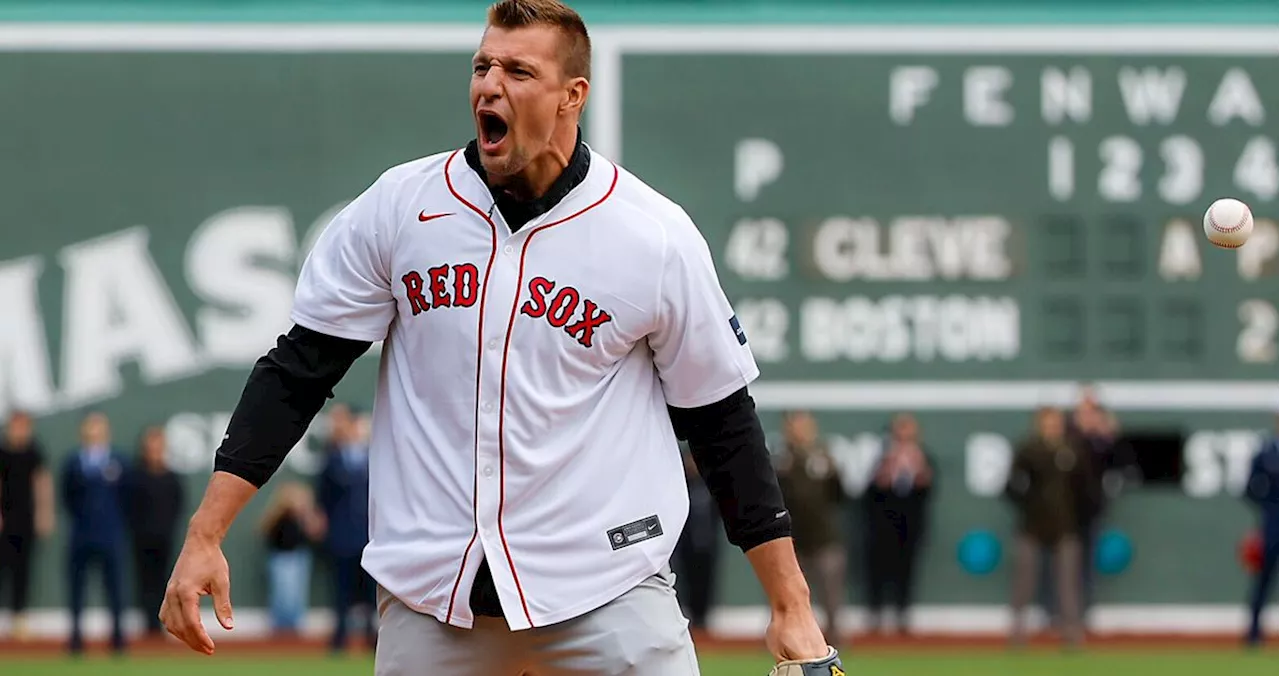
left=487, top=339, right=498, bottom=350
left=482, top=465, right=494, bottom=478
left=504, top=245, right=514, bottom=255
left=482, top=402, right=493, bottom=412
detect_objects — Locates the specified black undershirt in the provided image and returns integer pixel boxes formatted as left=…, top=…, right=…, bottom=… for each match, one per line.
left=213, top=133, right=790, bottom=617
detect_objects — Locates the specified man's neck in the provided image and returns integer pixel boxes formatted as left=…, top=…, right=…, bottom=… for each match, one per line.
left=464, top=126, right=590, bottom=232
left=498, top=137, right=575, bottom=202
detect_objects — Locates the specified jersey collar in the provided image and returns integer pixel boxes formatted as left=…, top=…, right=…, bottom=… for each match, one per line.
left=460, top=127, right=592, bottom=233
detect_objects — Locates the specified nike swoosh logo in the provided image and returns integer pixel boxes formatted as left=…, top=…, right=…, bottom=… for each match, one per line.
left=418, top=211, right=454, bottom=222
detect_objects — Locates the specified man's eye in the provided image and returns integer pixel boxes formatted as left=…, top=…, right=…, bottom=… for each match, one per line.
left=512, top=69, right=530, bottom=77
left=473, top=65, right=488, bottom=74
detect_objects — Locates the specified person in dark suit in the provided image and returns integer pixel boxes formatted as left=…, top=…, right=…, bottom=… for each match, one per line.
left=1244, top=423, right=1278, bottom=647
left=124, top=426, right=185, bottom=639
left=0, top=410, right=55, bottom=641
left=671, top=441, right=722, bottom=633
left=60, top=411, right=128, bottom=654
left=864, top=412, right=935, bottom=635
left=315, top=403, right=375, bottom=652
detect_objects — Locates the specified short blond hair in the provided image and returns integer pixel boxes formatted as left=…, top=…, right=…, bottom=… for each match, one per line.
left=487, top=0, right=591, bottom=80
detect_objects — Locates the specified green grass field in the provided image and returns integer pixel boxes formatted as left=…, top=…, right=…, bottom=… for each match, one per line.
left=3, top=650, right=1276, bottom=676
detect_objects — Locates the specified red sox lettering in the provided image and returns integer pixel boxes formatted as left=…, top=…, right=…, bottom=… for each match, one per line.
left=401, top=263, right=480, bottom=315
left=519, top=276, right=612, bottom=348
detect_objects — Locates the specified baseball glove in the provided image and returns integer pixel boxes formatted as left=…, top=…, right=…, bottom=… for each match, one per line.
left=767, top=646, right=845, bottom=676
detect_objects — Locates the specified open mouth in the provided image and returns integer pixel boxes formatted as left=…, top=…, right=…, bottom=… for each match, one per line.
left=478, top=111, right=509, bottom=150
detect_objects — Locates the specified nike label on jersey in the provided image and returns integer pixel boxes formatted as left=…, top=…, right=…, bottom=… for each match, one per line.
left=606, top=515, right=663, bottom=551
left=418, top=210, right=453, bottom=222
left=729, top=314, right=748, bottom=345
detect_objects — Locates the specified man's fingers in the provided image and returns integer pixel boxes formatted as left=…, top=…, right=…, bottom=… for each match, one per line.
left=211, top=576, right=236, bottom=631
left=178, top=588, right=216, bottom=654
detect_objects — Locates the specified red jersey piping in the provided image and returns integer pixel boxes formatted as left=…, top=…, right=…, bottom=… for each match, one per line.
left=442, top=149, right=498, bottom=624
left=494, top=162, right=620, bottom=627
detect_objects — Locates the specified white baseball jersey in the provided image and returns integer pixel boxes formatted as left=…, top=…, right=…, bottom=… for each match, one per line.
left=291, top=145, right=759, bottom=631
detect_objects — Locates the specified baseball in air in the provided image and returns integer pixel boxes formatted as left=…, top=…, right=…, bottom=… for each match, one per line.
left=1203, top=198, right=1254, bottom=249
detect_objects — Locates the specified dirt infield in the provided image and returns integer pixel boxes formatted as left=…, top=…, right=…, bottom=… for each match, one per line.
left=3, top=630, right=1275, bottom=659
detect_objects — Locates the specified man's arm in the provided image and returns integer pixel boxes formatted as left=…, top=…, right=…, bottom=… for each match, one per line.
left=650, top=212, right=826, bottom=661
left=668, top=387, right=814, bottom=621
left=189, top=324, right=371, bottom=542
left=162, top=324, right=369, bottom=655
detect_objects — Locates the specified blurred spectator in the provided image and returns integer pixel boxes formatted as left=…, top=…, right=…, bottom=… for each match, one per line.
left=775, top=410, right=846, bottom=644
left=864, top=412, right=935, bottom=635
left=60, top=411, right=128, bottom=654
left=671, top=441, right=722, bottom=632
left=124, top=425, right=185, bottom=639
left=316, top=403, right=376, bottom=652
left=1062, top=385, right=1121, bottom=614
left=0, top=410, right=54, bottom=641
left=1243, top=420, right=1278, bottom=647
left=260, top=481, right=326, bottom=637
left=1005, top=406, right=1097, bottom=648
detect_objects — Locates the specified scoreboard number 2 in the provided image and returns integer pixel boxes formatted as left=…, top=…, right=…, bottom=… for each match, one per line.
left=1237, top=299, right=1278, bottom=363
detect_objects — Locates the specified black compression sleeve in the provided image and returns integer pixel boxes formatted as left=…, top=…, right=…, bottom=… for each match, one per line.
left=213, top=324, right=372, bottom=488
left=668, top=387, right=792, bottom=551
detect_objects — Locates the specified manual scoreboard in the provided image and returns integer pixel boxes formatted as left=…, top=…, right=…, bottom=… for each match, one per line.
left=623, top=52, right=1278, bottom=384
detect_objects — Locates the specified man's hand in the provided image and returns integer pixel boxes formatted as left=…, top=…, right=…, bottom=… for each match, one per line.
left=745, top=538, right=830, bottom=663
left=765, top=604, right=829, bottom=663
left=158, top=471, right=259, bottom=655
left=160, top=532, right=235, bottom=655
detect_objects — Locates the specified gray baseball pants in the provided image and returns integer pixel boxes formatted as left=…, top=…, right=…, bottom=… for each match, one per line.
left=374, top=565, right=701, bottom=675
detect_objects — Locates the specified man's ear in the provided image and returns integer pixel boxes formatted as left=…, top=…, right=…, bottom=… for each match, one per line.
left=562, top=77, right=590, bottom=115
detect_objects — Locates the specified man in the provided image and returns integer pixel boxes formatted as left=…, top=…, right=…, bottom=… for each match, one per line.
left=0, top=410, right=55, bottom=640
left=1004, top=406, right=1097, bottom=648
left=160, top=2, right=834, bottom=675
left=1243, top=422, right=1278, bottom=647
left=125, top=425, right=185, bottom=639
left=61, top=411, right=129, bottom=654
left=864, top=412, right=933, bottom=635
left=315, top=403, right=376, bottom=652
left=1060, top=385, right=1120, bottom=617
left=670, top=440, right=723, bottom=634
left=774, top=410, right=846, bottom=644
